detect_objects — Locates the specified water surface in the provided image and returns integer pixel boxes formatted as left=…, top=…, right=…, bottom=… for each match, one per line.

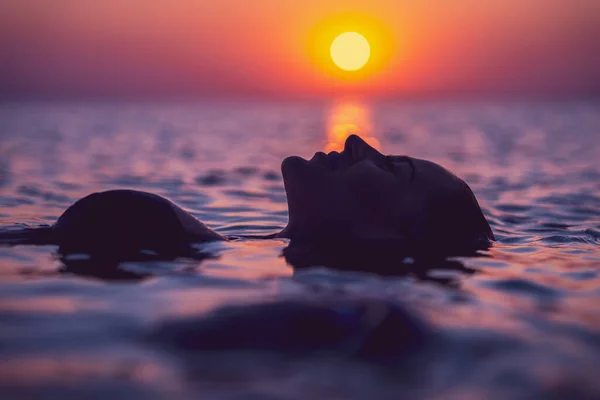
left=1, top=100, right=599, bottom=399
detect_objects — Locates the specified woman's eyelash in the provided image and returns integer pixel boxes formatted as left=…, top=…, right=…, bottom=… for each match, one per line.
left=384, top=156, right=396, bottom=173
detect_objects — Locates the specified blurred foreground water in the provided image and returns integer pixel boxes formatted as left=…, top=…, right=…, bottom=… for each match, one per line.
left=0, top=100, right=599, bottom=399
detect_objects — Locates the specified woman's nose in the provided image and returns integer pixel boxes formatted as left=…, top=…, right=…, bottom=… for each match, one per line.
left=343, top=134, right=385, bottom=164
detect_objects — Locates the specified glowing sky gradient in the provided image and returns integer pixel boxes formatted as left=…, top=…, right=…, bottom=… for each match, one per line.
left=1, top=0, right=599, bottom=99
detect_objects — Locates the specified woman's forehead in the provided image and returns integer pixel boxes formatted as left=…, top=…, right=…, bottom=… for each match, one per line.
left=400, top=157, right=463, bottom=188
left=404, top=157, right=450, bottom=174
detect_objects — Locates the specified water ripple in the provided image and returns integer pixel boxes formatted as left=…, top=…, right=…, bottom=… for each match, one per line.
left=0, top=101, right=599, bottom=398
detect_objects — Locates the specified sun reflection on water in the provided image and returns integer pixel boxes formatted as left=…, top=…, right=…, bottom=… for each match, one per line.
left=326, top=101, right=379, bottom=152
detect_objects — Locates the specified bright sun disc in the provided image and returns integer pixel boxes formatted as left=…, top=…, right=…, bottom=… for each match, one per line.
left=330, top=32, right=371, bottom=72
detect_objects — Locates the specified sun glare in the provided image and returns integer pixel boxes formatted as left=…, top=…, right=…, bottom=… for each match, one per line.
left=330, top=32, right=371, bottom=72
left=327, top=101, right=378, bottom=152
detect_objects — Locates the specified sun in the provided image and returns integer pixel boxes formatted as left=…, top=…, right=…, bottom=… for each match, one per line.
left=330, top=32, right=371, bottom=72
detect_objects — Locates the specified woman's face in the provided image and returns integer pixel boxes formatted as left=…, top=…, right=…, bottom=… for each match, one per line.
left=280, top=135, right=492, bottom=246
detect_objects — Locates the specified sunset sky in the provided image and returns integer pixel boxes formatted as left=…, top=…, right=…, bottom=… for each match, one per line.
left=1, top=0, right=599, bottom=99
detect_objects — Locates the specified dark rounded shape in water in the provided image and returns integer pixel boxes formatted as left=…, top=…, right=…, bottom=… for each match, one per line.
left=53, top=189, right=224, bottom=257
left=150, top=298, right=431, bottom=361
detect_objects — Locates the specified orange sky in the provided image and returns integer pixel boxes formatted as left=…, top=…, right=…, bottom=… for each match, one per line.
left=1, top=0, right=599, bottom=99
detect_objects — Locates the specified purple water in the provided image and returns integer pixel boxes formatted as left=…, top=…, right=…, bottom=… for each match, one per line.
left=0, top=100, right=599, bottom=399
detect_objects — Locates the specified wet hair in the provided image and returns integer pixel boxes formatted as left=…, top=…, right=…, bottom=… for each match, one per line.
left=53, top=190, right=222, bottom=258
left=421, top=179, right=494, bottom=254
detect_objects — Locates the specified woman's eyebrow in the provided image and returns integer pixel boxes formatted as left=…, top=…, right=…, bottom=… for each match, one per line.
left=388, top=156, right=416, bottom=182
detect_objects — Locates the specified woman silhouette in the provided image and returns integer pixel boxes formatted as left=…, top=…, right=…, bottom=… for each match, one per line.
left=1, top=135, right=493, bottom=260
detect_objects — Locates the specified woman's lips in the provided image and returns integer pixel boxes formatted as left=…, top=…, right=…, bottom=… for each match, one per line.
left=310, top=151, right=333, bottom=168
left=282, top=150, right=353, bottom=178
left=309, top=151, right=349, bottom=170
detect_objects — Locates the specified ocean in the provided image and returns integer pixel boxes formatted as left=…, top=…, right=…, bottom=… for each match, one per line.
left=0, top=99, right=599, bottom=399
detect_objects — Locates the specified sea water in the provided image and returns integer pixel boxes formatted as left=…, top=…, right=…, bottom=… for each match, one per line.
left=0, top=100, right=599, bottom=399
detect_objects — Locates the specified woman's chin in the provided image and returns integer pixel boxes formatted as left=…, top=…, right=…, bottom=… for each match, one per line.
left=281, top=156, right=308, bottom=180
